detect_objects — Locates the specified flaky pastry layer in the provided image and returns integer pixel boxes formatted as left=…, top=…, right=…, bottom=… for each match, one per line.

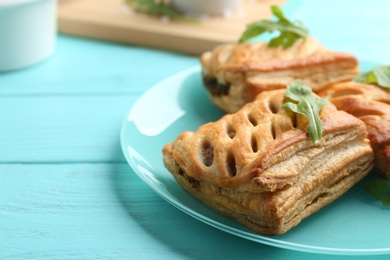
left=163, top=89, right=374, bottom=235
left=318, top=82, right=390, bottom=178
left=200, top=37, right=359, bottom=113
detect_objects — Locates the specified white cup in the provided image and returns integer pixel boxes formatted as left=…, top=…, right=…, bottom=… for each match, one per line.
left=0, top=0, right=57, bottom=71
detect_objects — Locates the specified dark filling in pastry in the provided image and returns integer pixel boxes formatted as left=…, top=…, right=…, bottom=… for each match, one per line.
left=203, top=76, right=231, bottom=96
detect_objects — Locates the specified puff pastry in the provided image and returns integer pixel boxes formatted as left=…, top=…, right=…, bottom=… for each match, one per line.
left=318, top=82, right=390, bottom=178
left=200, top=37, right=359, bottom=113
left=162, top=89, right=374, bottom=235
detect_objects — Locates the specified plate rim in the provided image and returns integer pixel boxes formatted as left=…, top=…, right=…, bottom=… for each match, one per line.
left=120, top=65, right=390, bottom=256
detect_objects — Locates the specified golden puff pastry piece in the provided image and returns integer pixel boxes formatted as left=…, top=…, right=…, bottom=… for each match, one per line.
left=318, top=82, right=390, bottom=178
left=162, top=89, right=374, bottom=236
left=201, top=37, right=359, bottom=113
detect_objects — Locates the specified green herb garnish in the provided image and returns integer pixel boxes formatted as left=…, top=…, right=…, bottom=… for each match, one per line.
left=126, top=0, right=196, bottom=22
left=354, top=65, right=390, bottom=88
left=239, top=5, right=308, bottom=48
left=283, top=82, right=329, bottom=144
left=365, top=178, right=390, bottom=206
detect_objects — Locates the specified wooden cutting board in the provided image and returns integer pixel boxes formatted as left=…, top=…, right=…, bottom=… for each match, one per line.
left=57, top=0, right=285, bottom=55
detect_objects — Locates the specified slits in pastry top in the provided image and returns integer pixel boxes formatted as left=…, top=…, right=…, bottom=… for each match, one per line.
left=163, top=88, right=371, bottom=193
left=318, top=82, right=390, bottom=178
left=162, top=87, right=374, bottom=235
left=200, top=37, right=359, bottom=113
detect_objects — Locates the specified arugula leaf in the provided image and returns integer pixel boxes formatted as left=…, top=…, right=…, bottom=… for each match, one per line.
left=365, top=178, right=390, bottom=206
left=354, top=65, right=390, bottom=88
left=239, top=5, right=308, bottom=48
left=126, top=0, right=197, bottom=22
left=282, top=82, right=329, bottom=144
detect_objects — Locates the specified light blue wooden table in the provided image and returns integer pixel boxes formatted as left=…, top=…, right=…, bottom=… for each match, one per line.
left=1, top=0, right=389, bottom=259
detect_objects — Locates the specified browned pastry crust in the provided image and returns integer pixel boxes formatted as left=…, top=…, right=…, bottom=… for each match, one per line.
left=318, top=82, right=390, bottom=178
left=162, top=89, right=374, bottom=235
left=200, top=37, right=359, bottom=113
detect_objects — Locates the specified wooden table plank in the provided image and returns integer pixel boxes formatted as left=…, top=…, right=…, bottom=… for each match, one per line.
left=0, top=36, right=198, bottom=95
left=2, top=163, right=388, bottom=259
left=2, top=1, right=390, bottom=259
left=0, top=95, right=133, bottom=163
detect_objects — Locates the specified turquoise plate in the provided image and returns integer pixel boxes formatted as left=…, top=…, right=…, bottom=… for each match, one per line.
left=120, top=63, right=390, bottom=255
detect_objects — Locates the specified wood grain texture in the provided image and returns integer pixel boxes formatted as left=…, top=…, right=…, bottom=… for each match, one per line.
left=0, top=35, right=198, bottom=163
left=0, top=36, right=198, bottom=95
left=2, top=0, right=390, bottom=258
left=2, top=163, right=388, bottom=259
left=57, top=0, right=285, bottom=55
left=0, top=94, right=130, bottom=163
